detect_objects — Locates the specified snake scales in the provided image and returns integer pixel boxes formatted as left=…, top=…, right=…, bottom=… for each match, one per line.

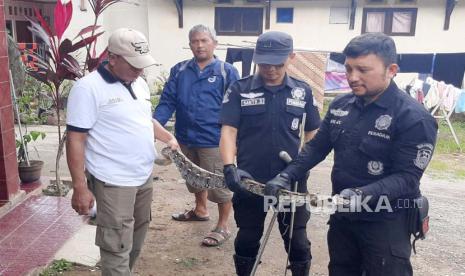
left=160, top=147, right=333, bottom=207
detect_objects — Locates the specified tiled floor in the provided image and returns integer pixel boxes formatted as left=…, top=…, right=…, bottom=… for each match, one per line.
left=0, top=195, right=85, bottom=275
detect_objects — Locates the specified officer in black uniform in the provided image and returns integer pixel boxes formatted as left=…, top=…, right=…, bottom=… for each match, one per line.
left=266, top=33, right=438, bottom=276
left=219, top=31, right=321, bottom=276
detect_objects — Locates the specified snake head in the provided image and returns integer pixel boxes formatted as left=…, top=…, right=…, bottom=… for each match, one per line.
left=156, top=147, right=175, bottom=166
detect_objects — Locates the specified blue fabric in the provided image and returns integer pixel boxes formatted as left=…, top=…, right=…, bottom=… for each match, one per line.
left=455, top=90, right=465, bottom=113
left=220, top=74, right=321, bottom=183
left=284, top=82, right=438, bottom=220
left=154, top=58, right=239, bottom=147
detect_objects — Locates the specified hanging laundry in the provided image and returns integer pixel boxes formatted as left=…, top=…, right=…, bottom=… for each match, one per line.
left=226, top=48, right=254, bottom=77
left=432, top=53, right=465, bottom=88
left=455, top=90, right=465, bottom=113
left=398, top=54, right=434, bottom=73
left=424, top=78, right=440, bottom=109
left=329, top=52, right=346, bottom=64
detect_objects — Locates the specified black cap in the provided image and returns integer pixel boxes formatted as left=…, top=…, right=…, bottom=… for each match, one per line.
left=253, top=31, right=293, bottom=65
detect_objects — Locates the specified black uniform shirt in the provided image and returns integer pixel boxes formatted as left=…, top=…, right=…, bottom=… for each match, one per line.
left=220, top=74, right=321, bottom=183
left=284, top=81, right=438, bottom=217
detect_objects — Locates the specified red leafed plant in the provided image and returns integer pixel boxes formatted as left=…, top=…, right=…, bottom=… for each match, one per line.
left=26, top=0, right=104, bottom=141
left=24, top=0, right=134, bottom=195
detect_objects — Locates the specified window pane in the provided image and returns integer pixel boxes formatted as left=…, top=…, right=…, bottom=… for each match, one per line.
left=366, top=12, right=385, bottom=33
left=218, top=9, right=235, bottom=32
left=392, top=11, right=412, bottom=33
left=277, top=8, right=294, bottom=23
left=330, top=7, right=349, bottom=24
left=242, top=9, right=262, bottom=33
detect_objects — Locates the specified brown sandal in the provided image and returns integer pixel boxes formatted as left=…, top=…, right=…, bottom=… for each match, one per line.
left=171, top=209, right=210, bottom=221
left=202, top=228, right=231, bottom=247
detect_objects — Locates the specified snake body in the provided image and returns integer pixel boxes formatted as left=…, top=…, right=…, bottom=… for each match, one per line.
left=160, top=147, right=331, bottom=206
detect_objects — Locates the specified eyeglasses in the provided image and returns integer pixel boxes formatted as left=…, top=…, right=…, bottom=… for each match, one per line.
left=257, top=64, right=285, bottom=69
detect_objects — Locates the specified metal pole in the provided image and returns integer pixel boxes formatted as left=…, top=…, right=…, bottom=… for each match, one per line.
left=251, top=208, right=278, bottom=276
left=284, top=113, right=307, bottom=275
left=9, top=70, right=30, bottom=166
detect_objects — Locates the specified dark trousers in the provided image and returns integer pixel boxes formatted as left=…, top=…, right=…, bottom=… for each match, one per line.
left=327, top=211, right=413, bottom=276
left=232, top=192, right=311, bottom=262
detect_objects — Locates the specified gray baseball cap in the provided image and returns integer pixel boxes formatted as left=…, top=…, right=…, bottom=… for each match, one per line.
left=253, top=31, right=293, bottom=65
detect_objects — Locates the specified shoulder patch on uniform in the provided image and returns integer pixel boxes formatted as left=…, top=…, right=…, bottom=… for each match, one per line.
left=414, top=143, right=434, bottom=170
left=240, top=92, right=264, bottom=99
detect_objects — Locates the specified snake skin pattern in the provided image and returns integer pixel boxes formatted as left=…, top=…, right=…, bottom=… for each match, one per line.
left=160, top=147, right=333, bottom=206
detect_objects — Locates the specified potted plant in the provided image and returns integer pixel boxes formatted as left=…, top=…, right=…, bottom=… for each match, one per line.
left=16, top=130, right=46, bottom=183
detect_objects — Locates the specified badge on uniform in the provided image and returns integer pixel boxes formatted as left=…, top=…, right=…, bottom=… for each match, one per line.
left=330, top=108, right=349, bottom=117
left=286, top=87, right=306, bottom=108
left=367, top=161, right=384, bottom=175
left=291, top=87, right=306, bottom=100
left=240, top=92, right=264, bottom=99
left=414, top=143, right=434, bottom=169
left=208, top=76, right=217, bottom=83
left=375, top=115, right=392, bottom=131
left=241, top=98, right=265, bottom=106
left=291, top=118, right=300, bottom=130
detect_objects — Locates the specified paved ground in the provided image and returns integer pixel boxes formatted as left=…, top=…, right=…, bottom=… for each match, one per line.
left=22, top=126, right=465, bottom=275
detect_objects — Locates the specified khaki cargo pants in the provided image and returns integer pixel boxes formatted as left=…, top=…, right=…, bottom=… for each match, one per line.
left=87, top=173, right=153, bottom=276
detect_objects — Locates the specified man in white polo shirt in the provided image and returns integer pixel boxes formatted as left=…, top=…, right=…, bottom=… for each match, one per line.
left=66, top=28, right=178, bottom=275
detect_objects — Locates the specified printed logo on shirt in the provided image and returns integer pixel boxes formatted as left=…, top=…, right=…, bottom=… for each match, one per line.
left=291, top=118, right=300, bottom=130
left=240, top=92, right=264, bottom=99
left=367, top=161, right=384, bottom=175
left=330, top=109, right=349, bottom=117
left=375, top=115, right=392, bottom=131
left=241, top=98, right=265, bottom=107
left=286, top=98, right=306, bottom=108
left=107, top=97, right=124, bottom=105
left=414, top=143, right=434, bottom=170
left=208, top=76, right=217, bottom=83
left=291, top=87, right=306, bottom=100
left=223, top=88, right=232, bottom=104
left=368, top=130, right=390, bottom=140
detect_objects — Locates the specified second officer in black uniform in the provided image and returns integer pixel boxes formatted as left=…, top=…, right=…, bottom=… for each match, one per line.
left=219, top=31, right=321, bottom=276
left=267, top=33, right=438, bottom=276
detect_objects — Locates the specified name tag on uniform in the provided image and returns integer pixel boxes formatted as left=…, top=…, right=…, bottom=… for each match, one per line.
left=241, top=98, right=265, bottom=106
left=286, top=98, right=306, bottom=108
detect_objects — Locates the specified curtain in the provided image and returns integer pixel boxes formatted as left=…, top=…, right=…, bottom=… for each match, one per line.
left=366, top=12, right=385, bottom=33
left=392, top=12, right=412, bottom=33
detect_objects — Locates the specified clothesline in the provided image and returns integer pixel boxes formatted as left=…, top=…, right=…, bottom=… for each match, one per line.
left=407, top=76, right=465, bottom=151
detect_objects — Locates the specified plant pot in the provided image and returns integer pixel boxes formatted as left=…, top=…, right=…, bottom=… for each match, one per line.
left=18, top=160, right=44, bottom=183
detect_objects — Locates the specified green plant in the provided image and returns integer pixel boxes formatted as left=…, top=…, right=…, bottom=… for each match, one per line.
left=39, top=259, right=73, bottom=276
left=16, top=130, right=46, bottom=164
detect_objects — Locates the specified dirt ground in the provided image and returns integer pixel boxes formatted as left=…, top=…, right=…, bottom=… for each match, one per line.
left=130, top=150, right=465, bottom=276
left=30, top=125, right=463, bottom=276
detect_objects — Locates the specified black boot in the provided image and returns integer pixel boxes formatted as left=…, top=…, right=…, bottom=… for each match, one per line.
left=290, top=260, right=310, bottom=276
left=233, top=254, right=256, bottom=276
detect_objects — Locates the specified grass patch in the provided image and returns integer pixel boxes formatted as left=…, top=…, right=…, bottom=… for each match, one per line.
left=427, top=154, right=465, bottom=180
left=174, top=257, right=200, bottom=269
left=435, top=120, right=465, bottom=154
left=40, top=259, right=73, bottom=276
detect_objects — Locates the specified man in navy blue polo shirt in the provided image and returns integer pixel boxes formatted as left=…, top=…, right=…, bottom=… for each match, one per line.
left=154, top=24, right=239, bottom=246
left=220, top=31, right=321, bottom=275
left=267, top=33, right=438, bottom=275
